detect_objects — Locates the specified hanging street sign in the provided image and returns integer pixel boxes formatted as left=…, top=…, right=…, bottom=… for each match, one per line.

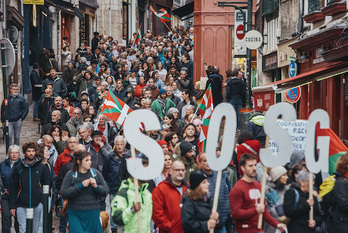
left=288, top=60, right=297, bottom=78
left=244, top=30, right=263, bottom=50
left=285, top=87, right=301, bottom=103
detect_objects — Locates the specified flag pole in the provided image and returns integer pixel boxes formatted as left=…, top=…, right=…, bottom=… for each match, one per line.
left=133, top=24, right=142, bottom=48
left=131, top=146, right=143, bottom=233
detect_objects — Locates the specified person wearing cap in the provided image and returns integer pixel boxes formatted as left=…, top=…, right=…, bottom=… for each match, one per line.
left=264, top=166, right=290, bottom=231
left=92, top=32, right=100, bottom=54
left=175, top=141, right=198, bottom=183
left=181, top=172, right=220, bottom=233
left=152, top=160, right=189, bottom=233
left=229, top=154, right=287, bottom=233
left=151, top=88, right=176, bottom=120
left=86, top=130, right=113, bottom=172
left=30, top=63, right=42, bottom=121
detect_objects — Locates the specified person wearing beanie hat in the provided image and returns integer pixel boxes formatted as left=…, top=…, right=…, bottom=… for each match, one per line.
left=175, top=141, right=198, bottom=182
left=150, top=86, right=176, bottom=120
left=270, top=166, right=288, bottom=182
left=157, top=140, right=169, bottom=153
left=181, top=172, right=220, bottom=233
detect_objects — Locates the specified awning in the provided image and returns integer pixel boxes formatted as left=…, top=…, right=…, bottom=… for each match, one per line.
left=253, top=61, right=348, bottom=94
left=45, top=0, right=84, bottom=20
left=172, top=1, right=194, bottom=20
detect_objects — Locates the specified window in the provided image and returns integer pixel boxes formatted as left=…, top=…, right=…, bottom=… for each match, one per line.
left=308, top=0, right=321, bottom=13
left=262, top=0, right=279, bottom=17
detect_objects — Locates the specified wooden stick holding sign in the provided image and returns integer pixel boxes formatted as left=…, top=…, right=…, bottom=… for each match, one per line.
left=258, top=103, right=297, bottom=229
left=123, top=110, right=165, bottom=233
left=304, top=109, right=330, bottom=223
left=205, top=103, right=237, bottom=233
left=130, top=146, right=142, bottom=233
left=257, top=136, right=270, bottom=229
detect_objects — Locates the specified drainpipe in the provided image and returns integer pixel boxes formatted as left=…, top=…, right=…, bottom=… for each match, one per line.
left=298, top=0, right=304, bottom=34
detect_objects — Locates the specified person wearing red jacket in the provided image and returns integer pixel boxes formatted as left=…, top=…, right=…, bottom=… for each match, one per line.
left=236, top=130, right=261, bottom=175
left=53, top=137, right=78, bottom=176
left=152, top=160, right=189, bottom=233
left=229, top=154, right=287, bottom=233
left=134, top=76, right=147, bottom=98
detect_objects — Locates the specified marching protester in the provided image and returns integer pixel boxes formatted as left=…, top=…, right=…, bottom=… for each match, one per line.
left=61, top=150, right=109, bottom=233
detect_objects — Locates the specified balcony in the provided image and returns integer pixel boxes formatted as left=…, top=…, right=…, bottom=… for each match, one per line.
left=304, top=0, right=325, bottom=24
left=322, top=0, right=347, bottom=16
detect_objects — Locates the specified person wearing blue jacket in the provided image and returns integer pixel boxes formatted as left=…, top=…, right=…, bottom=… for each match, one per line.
left=0, top=145, right=21, bottom=233
left=9, top=142, right=50, bottom=233
left=198, top=152, right=231, bottom=233
left=1, top=83, right=29, bottom=146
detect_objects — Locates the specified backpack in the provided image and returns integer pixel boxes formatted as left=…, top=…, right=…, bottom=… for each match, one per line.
left=71, top=168, right=98, bottom=186
left=319, top=174, right=336, bottom=216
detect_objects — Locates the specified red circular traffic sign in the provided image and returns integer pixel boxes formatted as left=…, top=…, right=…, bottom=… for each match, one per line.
left=285, top=87, right=301, bottom=103
left=236, top=25, right=245, bottom=40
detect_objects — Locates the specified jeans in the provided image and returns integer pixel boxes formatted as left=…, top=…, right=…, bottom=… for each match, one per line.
left=17, top=203, right=43, bottom=233
left=33, top=101, right=39, bottom=118
left=8, top=120, right=22, bottom=145
left=217, top=226, right=226, bottom=233
left=2, top=198, right=19, bottom=232
left=229, top=99, right=243, bottom=129
left=109, top=194, right=117, bottom=230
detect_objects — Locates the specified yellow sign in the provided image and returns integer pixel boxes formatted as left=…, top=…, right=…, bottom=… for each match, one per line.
left=23, top=0, right=44, bottom=5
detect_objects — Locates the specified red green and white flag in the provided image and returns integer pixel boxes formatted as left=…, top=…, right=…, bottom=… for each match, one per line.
left=134, top=24, right=142, bottom=49
left=100, top=91, right=133, bottom=125
left=317, top=128, right=348, bottom=175
left=150, top=6, right=171, bottom=23
left=198, top=84, right=214, bottom=153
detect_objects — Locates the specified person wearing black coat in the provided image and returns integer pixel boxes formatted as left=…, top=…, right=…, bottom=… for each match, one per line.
left=181, top=173, right=221, bottom=233
left=206, top=69, right=223, bottom=106
left=30, top=63, right=43, bottom=120
left=225, top=69, right=246, bottom=129
left=283, top=170, right=323, bottom=233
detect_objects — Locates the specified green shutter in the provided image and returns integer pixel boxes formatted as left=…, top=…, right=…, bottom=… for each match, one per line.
left=261, top=0, right=279, bottom=17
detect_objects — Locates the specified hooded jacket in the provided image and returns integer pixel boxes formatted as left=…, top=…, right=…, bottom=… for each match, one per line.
left=9, top=158, right=50, bottom=209
left=0, top=158, right=21, bottom=199
left=152, top=177, right=189, bottom=233
left=246, top=112, right=266, bottom=147
left=42, top=76, right=67, bottom=97
left=111, top=178, right=152, bottom=233
left=175, top=155, right=199, bottom=183
left=86, top=141, right=113, bottom=171
left=66, top=116, right=83, bottom=137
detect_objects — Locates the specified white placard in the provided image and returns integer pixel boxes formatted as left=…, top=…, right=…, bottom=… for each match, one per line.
left=123, top=110, right=164, bottom=180
left=206, top=103, right=236, bottom=171
left=268, top=120, right=308, bottom=157
left=244, top=30, right=263, bottom=50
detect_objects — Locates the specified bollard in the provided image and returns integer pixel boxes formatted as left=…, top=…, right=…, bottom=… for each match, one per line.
left=43, top=185, right=50, bottom=233
left=26, top=208, right=34, bottom=233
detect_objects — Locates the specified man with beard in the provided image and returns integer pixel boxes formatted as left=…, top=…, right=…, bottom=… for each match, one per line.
left=41, top=110, right=69, bottom=137
left=175, top=141, right=198, bottom=183
left=41, top=68, right=67, bottom=97
left=9, top=142, right=50, bottom=233
left=44, top=96, right=70, bottom=124
left=229, top=154, right=287, bottom=233
left=152, top=161, right=189, bottom=233
left=66, top=107, right=83, bottom=136
left=1, top=84, right=29, bottom=145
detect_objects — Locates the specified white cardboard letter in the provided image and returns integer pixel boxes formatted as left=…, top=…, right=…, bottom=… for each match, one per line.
left=206, top=103, right=236, bottom=171
left=260, top=102, right=296, bottom=167
left=123, top=110, right=164, bottom=180
left=305, top=109, right=330, bottom=175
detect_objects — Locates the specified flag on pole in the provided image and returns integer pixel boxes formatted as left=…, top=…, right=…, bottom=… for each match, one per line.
left=100, top=91, right=133, bottom=126
left=150, top=6, right=171, bottom=23
left=198, top=84, right=214, bottom=153
left=134, top=24, right=142, bottom=49
left=317, top=128, right=348, bottom=175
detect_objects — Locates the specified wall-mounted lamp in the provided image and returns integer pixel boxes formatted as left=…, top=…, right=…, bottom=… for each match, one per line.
left=319, top=45, right=327, bottom=54
left=299, top=52, right=309, bottom=61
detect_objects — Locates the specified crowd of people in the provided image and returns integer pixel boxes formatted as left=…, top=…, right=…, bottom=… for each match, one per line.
left=0, top=25, right=345, bottom=233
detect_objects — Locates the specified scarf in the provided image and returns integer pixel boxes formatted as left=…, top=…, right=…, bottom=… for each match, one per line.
left=157, top=97, right=167, bottom=116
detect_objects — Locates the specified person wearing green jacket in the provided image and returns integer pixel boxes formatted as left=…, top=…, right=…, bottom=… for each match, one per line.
left=111, top=177, right=152, bottom=233
left=175, top=141, right=199, bottom=183
left=151, top=89, right=176, bottom=120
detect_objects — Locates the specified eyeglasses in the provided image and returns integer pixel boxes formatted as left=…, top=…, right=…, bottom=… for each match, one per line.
left=173, top=169, right=185, bottom=172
